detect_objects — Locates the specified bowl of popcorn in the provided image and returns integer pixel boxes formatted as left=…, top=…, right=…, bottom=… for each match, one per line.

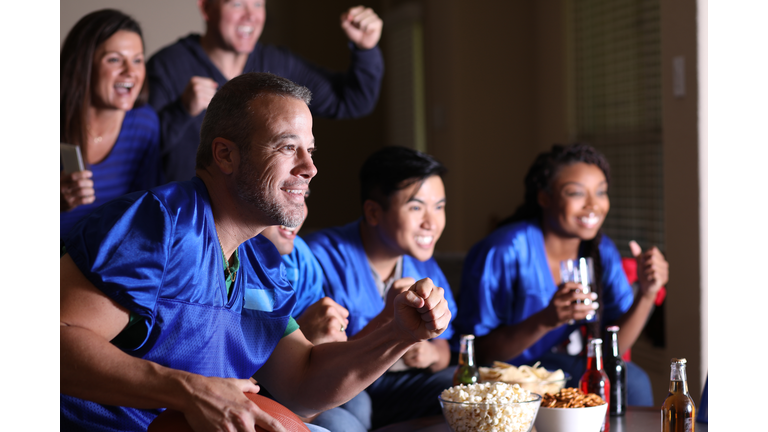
left=439, top=381, right=542, bottom=432
left=533, top=388, right=608, bottom=432
left=479, top=361, right=570, bottom=395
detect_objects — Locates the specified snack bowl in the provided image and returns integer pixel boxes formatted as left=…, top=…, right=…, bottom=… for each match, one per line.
left=533, top=403, right=608, bottom=432
left=439, top=390, right=541, bottom=432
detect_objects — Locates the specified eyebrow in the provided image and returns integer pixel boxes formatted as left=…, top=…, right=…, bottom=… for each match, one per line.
left=272, top=134, right=315, bottom=145
left=561, top=180, right=607, bottom=187
left=406, top=197, right=446, bottom=204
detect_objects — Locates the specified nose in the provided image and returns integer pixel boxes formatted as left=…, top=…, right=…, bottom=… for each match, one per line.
left=421, top=209, right=435, bottom=230
left=292, top=147, right=317, bottom=180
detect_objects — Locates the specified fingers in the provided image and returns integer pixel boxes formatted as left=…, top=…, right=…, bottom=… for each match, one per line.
left=182, top=76, right=219, bottom=116
left=340, top=6, right=383, bottom=50
left=61, top=170, right=96, bottom=209
left=629, top=240, right=642, bottom=257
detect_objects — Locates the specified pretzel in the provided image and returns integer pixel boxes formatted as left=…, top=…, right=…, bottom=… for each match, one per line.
left=541, top=387, right=606, bottom=408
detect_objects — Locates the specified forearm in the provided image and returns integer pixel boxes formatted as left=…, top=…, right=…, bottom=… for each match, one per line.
left=61, top=324, right=191, bottom=411
left=258, top=321, right=414, bottom=416
left=611, top=293, right=655, bottom=355
left=349, top=312, right=390, bottom=340
left=428, top=338, right=450, bottom=373
left=475, top=311, right=555, bottom=365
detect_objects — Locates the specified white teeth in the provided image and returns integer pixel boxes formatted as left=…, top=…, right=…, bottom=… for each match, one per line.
left=415, top=236, right=433, bottom=246
left=115, top=82, right=134, bottom=89
left=237, top=26, right=253, bottom=34
left=280, top=225, right=296, bottom=232
left=285, top=189, right=303, bottom=195
left=580, top=214, right=600, bottom=226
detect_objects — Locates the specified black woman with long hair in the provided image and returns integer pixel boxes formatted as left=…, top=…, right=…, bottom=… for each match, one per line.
left=454, top=143, right=668, bottom=406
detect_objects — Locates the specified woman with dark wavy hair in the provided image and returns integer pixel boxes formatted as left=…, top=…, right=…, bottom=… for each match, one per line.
left=454, top=143, right=668, bottom=406
left=60, top=9, right=162, bottom=238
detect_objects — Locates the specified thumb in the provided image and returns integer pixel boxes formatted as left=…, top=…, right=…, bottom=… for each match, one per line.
left=629, top=240, right=642, bottom=258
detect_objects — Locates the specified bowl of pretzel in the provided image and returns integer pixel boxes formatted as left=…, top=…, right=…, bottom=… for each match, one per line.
left=533, top=387, right=608, bottom=432
left=479, top=361, right=570, bottom=395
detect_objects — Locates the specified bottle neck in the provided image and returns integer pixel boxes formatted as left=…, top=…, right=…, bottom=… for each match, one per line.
left=669, top=362, right=689, bottom=394
left=587, top=342, right=604, bottom=370
left=459, top=337, right=476, bottom=367
left=609, top=332, right=620, bottom=358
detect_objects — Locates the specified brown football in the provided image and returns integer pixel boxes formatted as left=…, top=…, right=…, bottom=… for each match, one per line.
left=148, top=392, right=310, bottom=432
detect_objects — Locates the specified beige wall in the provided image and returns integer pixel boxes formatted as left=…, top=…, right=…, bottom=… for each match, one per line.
left=61, top=0, right=203, bottom=56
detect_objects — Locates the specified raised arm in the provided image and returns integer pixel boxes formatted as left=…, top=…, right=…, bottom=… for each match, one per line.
left=60, top=254, right=286, bottom=432
left=610, top=241, right=669, bottom=355
left=255, top=278, right=451, bottom=417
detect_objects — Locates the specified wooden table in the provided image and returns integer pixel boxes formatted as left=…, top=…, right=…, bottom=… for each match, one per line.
left=372, top=406, right=709, bottom=432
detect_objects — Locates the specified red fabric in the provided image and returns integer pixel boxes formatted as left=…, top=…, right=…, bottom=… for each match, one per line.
left=619, top=257, right=667, bottom=362
left=621, top=258, right=666, bottom=307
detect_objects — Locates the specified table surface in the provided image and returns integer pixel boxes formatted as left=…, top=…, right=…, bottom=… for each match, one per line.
left=371, top=406, right=708, bottom=432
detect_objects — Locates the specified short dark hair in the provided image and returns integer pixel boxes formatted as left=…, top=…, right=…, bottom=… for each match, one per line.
left=60, top=9, right=147, bottom=159
left=359, top=146, right=447, bottom=210
left=196, top=72, right=312, bottom=169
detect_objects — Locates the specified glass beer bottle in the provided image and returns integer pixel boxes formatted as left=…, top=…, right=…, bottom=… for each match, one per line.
left=604, top=326, right=627, bottom=416
left=453, top=334, right=480, bottom=386
left=661, top=358, right=696, bottom=432
left=580, top=338, right=610, bottom=432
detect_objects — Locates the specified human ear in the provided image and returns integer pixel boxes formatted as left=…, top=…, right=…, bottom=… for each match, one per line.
left=211, top=137, right=238, bottom=175
left=198, top=0, right=211, bottom=22
left=537, top=189, right=551, bottom=209
left=363, top=200, right=383, bottom=227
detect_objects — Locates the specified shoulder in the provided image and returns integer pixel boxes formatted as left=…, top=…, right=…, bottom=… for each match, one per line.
left=468, top=220, right=538, bottom=258
left=125, top=105, right=160, bottom=127
left=304, top=221, right=359, bottom=253
left=148, top=34, right=200, bottom=65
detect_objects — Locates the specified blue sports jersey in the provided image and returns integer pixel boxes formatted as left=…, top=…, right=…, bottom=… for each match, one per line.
left=454, top=220, right=633, bottom=365
left=304, top=220, right=457, bottom=340
left=281, top=235, right=326, bottom=318
left=61, top=177, right=295, bottom=432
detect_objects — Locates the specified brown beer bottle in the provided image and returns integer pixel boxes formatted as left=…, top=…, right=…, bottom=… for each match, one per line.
left=580, top=338, right=610, bottom=432
left=453, top=334, right=480, bottom=386
left=661, top=358, right=696, bottom=432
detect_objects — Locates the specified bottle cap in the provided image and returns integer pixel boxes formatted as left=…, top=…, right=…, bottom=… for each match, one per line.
left=606, top=326, right=620, bottom=332
left=590, top=338, right=603, bottom=345
left=462, top=334, right=475, bottom=340
left=671, top=358, right=687, bottom=364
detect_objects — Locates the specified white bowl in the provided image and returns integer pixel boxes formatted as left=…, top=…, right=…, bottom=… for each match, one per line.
left=533, top=404, right=608, bottom=432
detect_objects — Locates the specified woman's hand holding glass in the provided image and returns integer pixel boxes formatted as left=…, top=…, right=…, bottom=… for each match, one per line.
left=543, top=282, right=599, bottom=328
left=60, top=170, right=95, bottom=212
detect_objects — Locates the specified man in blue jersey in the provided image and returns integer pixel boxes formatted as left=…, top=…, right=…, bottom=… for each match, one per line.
left=305, top=146, right=458, bottom=430
left=260, top=200, right=372, bottom=432
left=147, top=0, right=385, bottom=182
left=60, top=73, right=451, bottom=432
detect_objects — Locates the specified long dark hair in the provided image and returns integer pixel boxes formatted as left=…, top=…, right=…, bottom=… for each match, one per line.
left=500, top=143, right=611, bottom=337
left=60, top=9, right=148, bottom=162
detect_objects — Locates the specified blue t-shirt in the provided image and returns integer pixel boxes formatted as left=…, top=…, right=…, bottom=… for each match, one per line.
left=304, top=220, right=457, bottom=340
left=454, top=220, right=634, bottom=365
left=60, top=104, right=163, bottom=238
left=61, top=177, right=295, bottom=432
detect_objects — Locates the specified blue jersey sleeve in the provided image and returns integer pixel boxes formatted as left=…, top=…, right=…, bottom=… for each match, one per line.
left=64, top=191, right=172, bottom=349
